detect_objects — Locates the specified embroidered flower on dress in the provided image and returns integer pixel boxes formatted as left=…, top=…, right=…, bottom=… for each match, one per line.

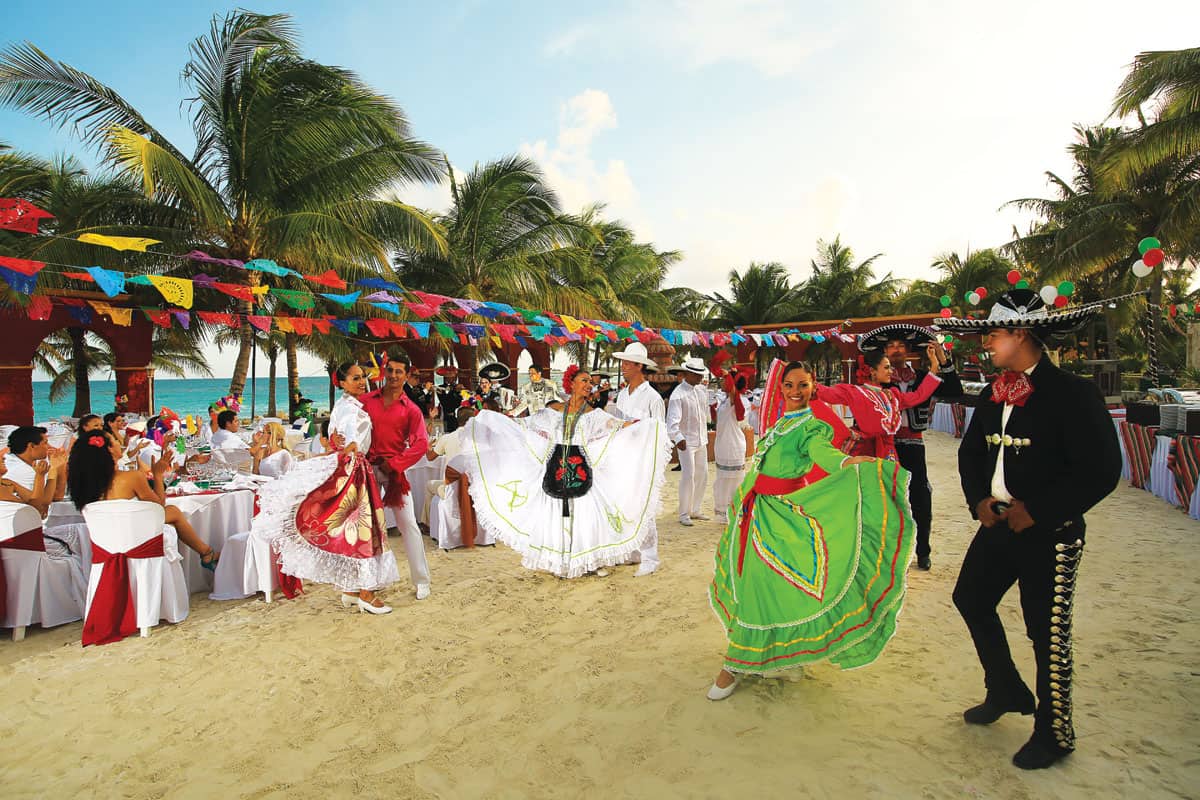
left=325, top=483, right=374, bottom=545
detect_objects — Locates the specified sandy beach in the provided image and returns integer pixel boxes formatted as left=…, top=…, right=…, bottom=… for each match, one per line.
left=1, top=431, right=1197, bottom=799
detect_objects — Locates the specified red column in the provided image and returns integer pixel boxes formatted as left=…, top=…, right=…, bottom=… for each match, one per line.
left=0, top=365, right=35, bottom=426
left=115, top=366, right=151, bottom=416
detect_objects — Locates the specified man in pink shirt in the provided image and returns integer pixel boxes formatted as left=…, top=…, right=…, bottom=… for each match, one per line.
left=361, top=350, right=432, bottom=600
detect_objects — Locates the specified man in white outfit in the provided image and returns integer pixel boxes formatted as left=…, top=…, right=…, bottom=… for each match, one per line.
left=610, top=342, right=665, bottom=575
left=709, top=359, right=755, bottom=524
left=667, top=357, right=710, bottom=526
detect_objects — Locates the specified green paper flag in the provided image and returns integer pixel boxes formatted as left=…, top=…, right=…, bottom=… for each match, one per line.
left=273, top=288, right=316, bottom=310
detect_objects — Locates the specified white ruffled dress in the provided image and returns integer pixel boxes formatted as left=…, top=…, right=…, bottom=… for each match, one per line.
left=460, top=408, right=670, bottom=578
left=255, top=394, right=400, bottom=592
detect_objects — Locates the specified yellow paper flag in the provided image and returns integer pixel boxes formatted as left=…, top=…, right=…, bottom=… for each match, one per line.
left=89, top=300, right=133, bottom=326
left=146, top=275, right=194, bottom=309
left=559, top=315, right=583, bottom=333
left=77, top=233, right=162, bottom=252
left=275, top=317, right=295, bottom=333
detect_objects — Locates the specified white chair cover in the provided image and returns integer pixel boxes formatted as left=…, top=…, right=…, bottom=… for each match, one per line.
left=209, top=528, right=281, bottom=602
left=0, top=501, right=86, bottom=637
left=82, top=500, right=189, bottom=635
left=430, top=454, right=494, bottom=550
left=45, top=500, right=84, bottom=529
left=213, top=448, right=254, bottom=474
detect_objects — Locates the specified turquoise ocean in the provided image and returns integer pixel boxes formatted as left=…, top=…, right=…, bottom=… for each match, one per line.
left=32, top=377, right=337, bottom=423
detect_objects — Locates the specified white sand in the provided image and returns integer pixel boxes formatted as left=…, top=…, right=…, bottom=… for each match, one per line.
left=1, top=432, right=1197, bottom=799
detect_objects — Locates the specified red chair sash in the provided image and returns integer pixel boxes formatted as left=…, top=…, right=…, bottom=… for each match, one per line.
left=0, top=527, right=47, bottom=552
left=737, top=474, right=810, bottom=576
left=82, top=535, right=165, bottom=647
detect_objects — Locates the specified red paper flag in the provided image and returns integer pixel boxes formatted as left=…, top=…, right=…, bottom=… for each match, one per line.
left=248, top=315, right=272, bottom=332
left=0, top=255, right=46, bottom=276
left=63, top=271, right=94, bottom=282
left=26, top=296, right=53, bottom=320
left=305, top=270, right=347, bottom=290
left=144, top=309, right=172, bottom=328
left=364, top=318, right=392, bottom=337
left=212, top=282, right=254, bottom=302
left=0, top=199, right=54, bottom=234
left=312, top=319, right=332, bottom=334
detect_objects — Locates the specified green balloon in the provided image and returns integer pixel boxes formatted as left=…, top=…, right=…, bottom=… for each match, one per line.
left=1015, top=279, right=1029, bottom=289
left=1057, top=280, right=1075, bottom=297
left=939, top=295, right=952, bottom=307
left=1138, top=236, right=1161, bottom=255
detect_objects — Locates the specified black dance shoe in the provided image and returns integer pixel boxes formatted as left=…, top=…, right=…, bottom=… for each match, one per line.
left=1012, top=737, right=1073, bottom=770
left=963, top=694, right=1035, bottom=725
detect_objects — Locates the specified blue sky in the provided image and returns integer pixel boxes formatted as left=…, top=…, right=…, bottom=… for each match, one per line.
left=5, top=0, right=1200, bottom=378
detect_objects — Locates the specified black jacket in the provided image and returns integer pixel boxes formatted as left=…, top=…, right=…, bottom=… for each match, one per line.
left=891, top=365, right=964, bottom=433
left=958, top=356, right=1122, bottom=531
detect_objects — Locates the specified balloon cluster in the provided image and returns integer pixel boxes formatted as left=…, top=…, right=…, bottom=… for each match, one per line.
left=1132, top=237, right=1164, bottom=278
left=1006, top=270, right=1031, bottom=290
left=1037, top=281, right=1075, bottom=309
left=939, top=332, right=956, bottom=350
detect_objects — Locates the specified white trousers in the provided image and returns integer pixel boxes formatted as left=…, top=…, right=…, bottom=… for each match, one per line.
left=712, top=463, right=745, bottom=518
left=375, top=468, right=432, bottom=588
left=677, top=443, right=709, bottom=521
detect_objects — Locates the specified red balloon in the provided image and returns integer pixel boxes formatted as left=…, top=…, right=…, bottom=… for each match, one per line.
left=1053, top=295, right=1069, bottom=308
left=976, top=287, right=988, bottom=299
left=939, top=307, right=952, bottom=318
left=1007, top=270, right=1021, bottom=285
left=1143, top=247, right=1165, bottom=267
left=946, top=340, right=955, bottom=349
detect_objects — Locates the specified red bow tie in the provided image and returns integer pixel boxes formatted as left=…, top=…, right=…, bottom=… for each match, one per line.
left=991, top=371, right=1034, bottom=407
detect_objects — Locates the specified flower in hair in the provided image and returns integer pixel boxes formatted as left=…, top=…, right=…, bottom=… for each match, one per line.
left=87, top=434, right=106, bottom=448
left=562, top=364, right=581, bottom=393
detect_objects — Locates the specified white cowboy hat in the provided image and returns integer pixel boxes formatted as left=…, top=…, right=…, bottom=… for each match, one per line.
left=669, top=356, right=708, bottom=375
left=611, top=341, right=658, bottom=371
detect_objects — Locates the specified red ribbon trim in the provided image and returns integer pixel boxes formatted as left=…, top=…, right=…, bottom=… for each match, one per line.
left=82, top=535, right=165, bottom=646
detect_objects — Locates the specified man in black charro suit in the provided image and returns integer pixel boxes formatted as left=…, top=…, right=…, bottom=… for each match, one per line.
left=938, top=289, right=1122, bottom=770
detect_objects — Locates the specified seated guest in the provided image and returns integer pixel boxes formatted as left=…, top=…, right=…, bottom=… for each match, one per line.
left=211, top=410, right=248, bottom=451
left=5, top=426, right=67, bottom=514
left=78, top=414, right=103, bottom=433
left=250, top=422, right=294, bottom=478
left=67, top=431, right=219, bottom=568
left=102, top=412, right=126, bottom=446
left=0, top=446, right=51, bottom=508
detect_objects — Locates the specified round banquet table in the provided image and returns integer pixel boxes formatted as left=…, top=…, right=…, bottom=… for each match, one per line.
left=166, top=489, right=257, bottom=592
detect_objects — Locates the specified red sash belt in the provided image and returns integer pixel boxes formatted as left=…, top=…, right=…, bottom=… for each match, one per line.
left=737, top=474, right=810, bottom=575
left=82, top=535, right=165, bottom=647
left=0, top=527, right=46, bottom=620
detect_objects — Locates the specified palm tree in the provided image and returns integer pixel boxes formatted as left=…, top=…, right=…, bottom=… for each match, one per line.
left=394, top=156, right=599, bottom=371
left=708, top=262, right=803, bottom=326
left=796, top=236, right=898, bottom=319
left=0, top=10, right=447, bottom=399
left=1106, top=47, right=1200, bottom=201
left=893, top=249, right=1017, bottom=315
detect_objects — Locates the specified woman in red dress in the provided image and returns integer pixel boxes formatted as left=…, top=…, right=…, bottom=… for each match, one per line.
left=816, top=344, right=943, bottom=462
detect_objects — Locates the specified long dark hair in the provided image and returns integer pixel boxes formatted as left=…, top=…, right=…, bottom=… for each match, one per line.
left=68, top=430, right=117, bottom=510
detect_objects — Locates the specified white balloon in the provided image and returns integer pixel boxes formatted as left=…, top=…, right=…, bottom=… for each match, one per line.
left=1131, top=260, right=1152, bottom=278
left=968, top=292, right=981, bottom=306
left=1039, top=285, right=1059, bottom=305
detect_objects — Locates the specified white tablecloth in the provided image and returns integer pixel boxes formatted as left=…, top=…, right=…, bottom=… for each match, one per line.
left=167, top=490, right=256, bottom=592
left=1190, top=482, right=1200, bottom=521
left=1149, top=435, right=1182, bottom=507
left=930, top=403, right=955, bottom=434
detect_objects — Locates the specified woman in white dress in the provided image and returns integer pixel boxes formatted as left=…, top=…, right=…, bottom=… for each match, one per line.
left=460, top=365, right=670, bottom=578
left=250, top=422, right=294, bottom=478
left=253, top=363, right=399, bottom=613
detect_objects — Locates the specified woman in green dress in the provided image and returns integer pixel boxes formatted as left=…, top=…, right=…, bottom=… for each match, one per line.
left=708, top=361, right=917, bottom=700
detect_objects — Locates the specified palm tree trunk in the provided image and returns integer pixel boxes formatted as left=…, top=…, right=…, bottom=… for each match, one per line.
left=327, top=360, right=336, bottom=411
left=1150, top=266, right=1164, bottom=385
left=286, top=333, right=299, bottom=417
left=267, top=348, right=278, bottom=418
left=228, top=272, right=261, bottom=396
left=68, top=327, right=92, bottom=417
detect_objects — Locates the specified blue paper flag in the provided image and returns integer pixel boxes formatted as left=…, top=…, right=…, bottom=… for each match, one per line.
left=320, top=291, right=361, bottom=306
left=0, top=265, right=37, bottom=294
left=84, top=266, right=126, bottom=297
left=370, top=302, right=401, bottom=315
left=245, top=258, right=300, bottom=278
left=357, top=278, right=403, bottom=292
left=409, top=322, right=430, bottom=339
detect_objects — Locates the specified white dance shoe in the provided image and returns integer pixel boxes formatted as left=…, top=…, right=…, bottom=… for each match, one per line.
left=594, top=568, right=611, bottom=578
left=341, top=593, right=392, bottom=614
left=415, top=583, right=431, bottom=600
left=679, top=517, right=694, bottom=527
left=691, top=513, right=711, bottom=521
left=707, top=676, right=738, bottom=701
left=634, top=564, right=658, bottom=577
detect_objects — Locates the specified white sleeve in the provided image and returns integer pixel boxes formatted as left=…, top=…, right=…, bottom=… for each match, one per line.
left=665, top=390, right=684, bottom=444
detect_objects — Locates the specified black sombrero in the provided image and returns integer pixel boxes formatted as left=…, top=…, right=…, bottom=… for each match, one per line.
left=858, top=323, right=938, bottom=354
left=932, top=288, right=1098, bottom=336
left=477, top=362, right=511, bottom=382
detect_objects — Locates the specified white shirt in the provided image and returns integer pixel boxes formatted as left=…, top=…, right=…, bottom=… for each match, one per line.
left=666, top=380, right=708, bottom=448
left=211, top=428, right=249, bottom=451
left=990, top=363, right=1037, bottom=503
left=612, top=380, right=665, bottom=422
left=329, top=394, right=373, bottom=453
left=3, top=453, right=36, bottom=491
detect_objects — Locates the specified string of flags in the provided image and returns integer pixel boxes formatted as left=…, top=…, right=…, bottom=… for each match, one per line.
left=0, top=198, right=851, bottom=349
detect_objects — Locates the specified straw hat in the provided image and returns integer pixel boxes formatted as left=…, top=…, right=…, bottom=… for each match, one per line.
left=668, top=357, right=708, bottom=375
left=611, top=341, right=658, bottom=370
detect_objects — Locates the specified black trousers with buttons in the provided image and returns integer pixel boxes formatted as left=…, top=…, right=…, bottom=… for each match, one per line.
left=896, top=441, right=932, bottom=558
left=952, top=519, right=1085, bottom=751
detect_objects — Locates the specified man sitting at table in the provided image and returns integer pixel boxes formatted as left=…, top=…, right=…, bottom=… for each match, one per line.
left=5, top=426, right=67, bottom=515
left=211, top=411, right=249, bottom=451
left=361, top=350, right=433, bottom=600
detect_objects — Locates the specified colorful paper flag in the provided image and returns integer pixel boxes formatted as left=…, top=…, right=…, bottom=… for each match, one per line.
left=77, top=233, right=160, bottom=252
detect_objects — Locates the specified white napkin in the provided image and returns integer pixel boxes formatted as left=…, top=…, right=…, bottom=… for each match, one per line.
left=172, top=481, right=203, bottom=494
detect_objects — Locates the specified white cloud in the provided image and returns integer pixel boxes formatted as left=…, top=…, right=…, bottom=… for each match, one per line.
left=519, top=89, right=645, bottom=229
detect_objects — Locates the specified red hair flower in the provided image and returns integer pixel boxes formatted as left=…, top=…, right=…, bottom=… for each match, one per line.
left=562, top=364, right=581, bottom=394
left=87, top=434, right=106, bottom=448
